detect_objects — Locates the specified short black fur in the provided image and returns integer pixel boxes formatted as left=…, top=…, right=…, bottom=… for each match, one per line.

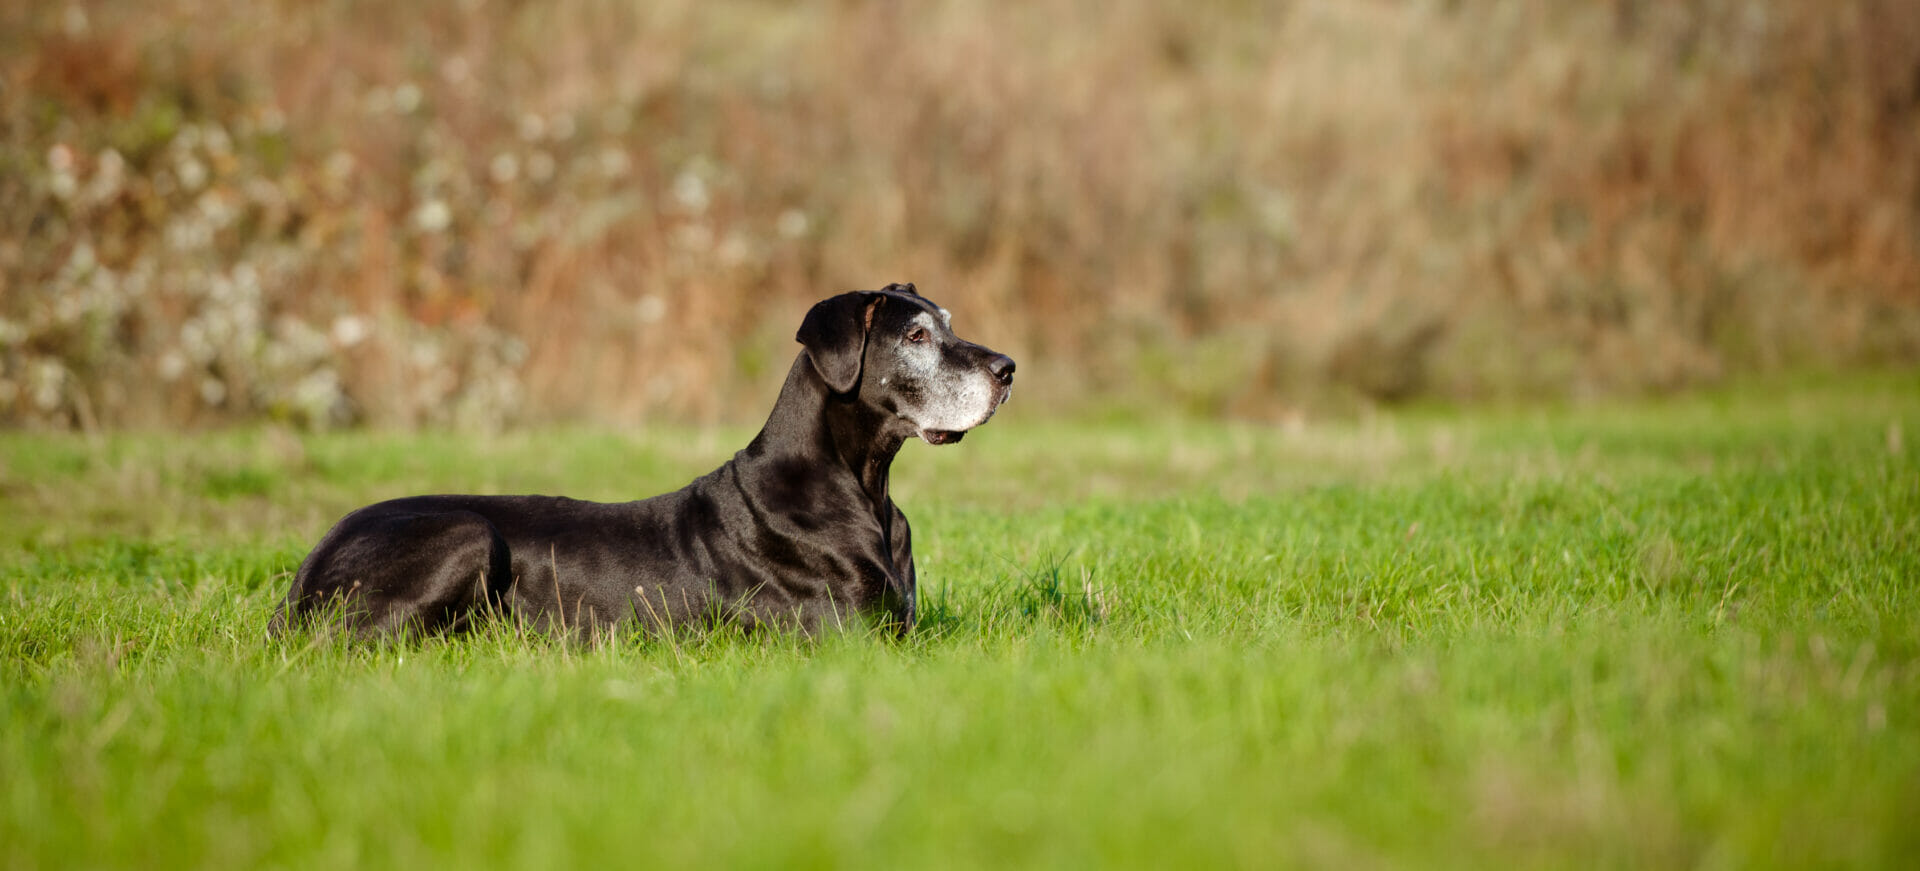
left=271, top=285, right=1014, bottom=640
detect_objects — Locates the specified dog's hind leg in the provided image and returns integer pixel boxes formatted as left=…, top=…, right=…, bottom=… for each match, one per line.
left=282, top=509, right=512, bottom=639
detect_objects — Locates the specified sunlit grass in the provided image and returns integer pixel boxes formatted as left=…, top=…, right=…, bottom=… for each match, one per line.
left=3, top=376, right=1918, bottom=868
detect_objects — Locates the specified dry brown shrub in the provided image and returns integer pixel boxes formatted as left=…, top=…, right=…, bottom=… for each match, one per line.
left=2, top=0, right=1915, bottom=429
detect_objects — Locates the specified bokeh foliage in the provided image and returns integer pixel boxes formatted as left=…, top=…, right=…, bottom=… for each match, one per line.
left=4, top=0, right=1918, bottom=428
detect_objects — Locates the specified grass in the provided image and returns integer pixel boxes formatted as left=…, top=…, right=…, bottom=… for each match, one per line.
left=3, top=374, right=1918, bottom=868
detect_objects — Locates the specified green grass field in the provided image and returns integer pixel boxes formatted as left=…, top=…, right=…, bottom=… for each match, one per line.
left=4, top=376, right=1917, bottom=869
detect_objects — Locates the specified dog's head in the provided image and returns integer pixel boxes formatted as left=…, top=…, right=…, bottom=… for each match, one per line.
left=797, top=283, right=1015, bottom=445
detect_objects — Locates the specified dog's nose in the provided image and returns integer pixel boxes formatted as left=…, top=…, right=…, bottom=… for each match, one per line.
left=988, top=354, right=1015, bottom=384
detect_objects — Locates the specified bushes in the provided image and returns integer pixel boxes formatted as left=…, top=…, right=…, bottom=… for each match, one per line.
left=3, top=0, right=1917, bottom=429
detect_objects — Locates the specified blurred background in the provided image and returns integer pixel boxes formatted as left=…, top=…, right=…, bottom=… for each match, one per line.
left=2, top=0, right=1916, bottom=431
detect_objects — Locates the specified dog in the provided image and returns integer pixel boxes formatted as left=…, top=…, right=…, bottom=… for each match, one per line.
left=270, top=283, right=1014, bottom=639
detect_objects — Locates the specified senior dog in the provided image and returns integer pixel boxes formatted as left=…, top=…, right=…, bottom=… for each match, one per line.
left=271, top=283, right=1013, bottom=638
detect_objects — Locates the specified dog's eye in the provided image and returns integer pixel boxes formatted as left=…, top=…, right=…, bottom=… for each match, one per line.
left=905, top=327, right=928, bottom=344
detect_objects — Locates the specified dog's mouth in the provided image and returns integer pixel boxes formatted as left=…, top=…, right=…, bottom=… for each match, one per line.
left=913, top=382, right=1010, bottom=446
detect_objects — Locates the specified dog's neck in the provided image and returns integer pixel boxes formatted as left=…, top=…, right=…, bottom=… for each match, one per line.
left=745, top=354, right=905, bottom=511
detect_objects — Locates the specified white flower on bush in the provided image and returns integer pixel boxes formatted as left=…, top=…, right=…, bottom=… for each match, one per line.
left=777, top=208, right=810, bottom=239
left=331, top=315, right=369, bottom=347
left=157, top=351, right=187, bottom=382
left=199, top=377, right=226, bottom=406
left=598, top=147, right=630, bottom=179
left=85, top=149, right=126, bottom=205
left=489, top=153, right=519, bottom=185
left=391, top=83, right=422, bottom=114
left=672, top=170, right=709, bottom=213
left=177, top=156, right=208, bottom=192
left=517, top=113, right=546, bottom=142
left=47, top=144, right=77, bottom=200
left=31, top=361, right=68, bottom=411
left=412, top=199, right=452, bottom=233
left=290, top=369, right=345, bottom=425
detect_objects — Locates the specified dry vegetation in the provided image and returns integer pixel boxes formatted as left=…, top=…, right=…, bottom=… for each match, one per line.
left=3, top=0, right=1917, bottom=429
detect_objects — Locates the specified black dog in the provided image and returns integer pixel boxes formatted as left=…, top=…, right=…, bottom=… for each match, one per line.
left=271, top=284, right=1013, bottom=638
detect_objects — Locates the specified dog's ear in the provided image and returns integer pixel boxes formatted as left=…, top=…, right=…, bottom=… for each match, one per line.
left=797, top=292, right=883, bottom=394
left=881, top=281, right=918, bottom=297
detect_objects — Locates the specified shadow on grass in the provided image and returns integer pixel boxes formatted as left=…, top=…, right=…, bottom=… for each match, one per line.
left=915, top=550, right=1114, bottom=643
